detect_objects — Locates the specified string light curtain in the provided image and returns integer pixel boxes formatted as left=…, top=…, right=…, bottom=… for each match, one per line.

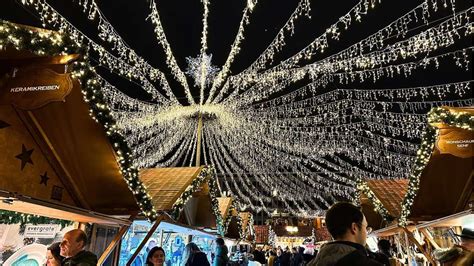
left=13, top=0, right=474, bottom=217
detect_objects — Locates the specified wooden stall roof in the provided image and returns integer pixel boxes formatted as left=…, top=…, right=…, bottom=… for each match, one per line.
left=367, top=179, right=409, bottom=218
left=139, top=167, right=202, bottom=211
left=0, top=27, right=140, bottom=220
left=239, top=212, right=254, bottom=237
left=408, top=107, right=473, bottom=222
left=218, top=197, right=233, bottom=220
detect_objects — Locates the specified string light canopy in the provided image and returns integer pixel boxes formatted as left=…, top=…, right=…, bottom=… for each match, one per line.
left=5, top=0, right=473, bottom=218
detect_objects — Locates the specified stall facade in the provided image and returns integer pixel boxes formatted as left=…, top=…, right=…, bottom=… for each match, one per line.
left=360, top=107, right=474, bottom=265
left=122, top=166, right=223, bottom=266
left=0, top=21, right=147, bottom=265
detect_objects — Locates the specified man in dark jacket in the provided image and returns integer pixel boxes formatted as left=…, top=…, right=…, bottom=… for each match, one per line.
left=307, top=202, right=382, bottom=266
left=60, top=229, right=97, bottom=266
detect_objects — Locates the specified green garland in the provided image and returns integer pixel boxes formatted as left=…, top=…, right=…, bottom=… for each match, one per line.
left=0, top=20, right=158, bottom=220
left=239, top=213, right=254, bottom=241
left=207, top=167, right=226, bottom=236
left=237, top=214, right=244, bottom=240
left=248, top=213, right=256, bottom=244
left=357, top=180, right=394, bottom=222
left=0, top=210, right=72, bottom=228
left=221, top=199, right=238, bottom=235
left=169, top=166, right=225, bottom=235
left=268, top=226, right=276, bottom=247
left=399, top=107, right=473, bottom=226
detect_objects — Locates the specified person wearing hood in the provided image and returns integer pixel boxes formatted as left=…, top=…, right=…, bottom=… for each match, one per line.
left=307, top=202, right=382, bottom=266
left=60, top=229, right=98, bottom=266
left=182, top=242, right=210, bottom=266
left=213, top=238, right=229, bottom=266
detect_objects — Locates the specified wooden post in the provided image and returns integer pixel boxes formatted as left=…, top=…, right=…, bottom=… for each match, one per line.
left=126, top=215, right=165, bottom=266
left=419, top=228, right=440, bottom=249
left=402, top=227, right=435, bottom=265
left=160, top=229, right=164, bottom=246
left=98, top=213, right=138, bottom=265
left=403, top=231, right=412, bottom=266
left=97, top=224, right=130, bottom=265
left=196, top=112, right=203, bottom=167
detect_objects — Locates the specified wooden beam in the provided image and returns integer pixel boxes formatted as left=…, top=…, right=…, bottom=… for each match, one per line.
left=126, top=215, right=166, bottom=266
left=97, top=224, right=130, bottom=265
left=419, top=228, right=440, bottom=249
left=403, top=231, right=412, bottom=266
left=402, top=227, right=435, bottom=265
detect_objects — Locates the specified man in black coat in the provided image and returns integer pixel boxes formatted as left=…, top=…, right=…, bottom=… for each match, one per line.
left=307, top=202, right=383, bottom=266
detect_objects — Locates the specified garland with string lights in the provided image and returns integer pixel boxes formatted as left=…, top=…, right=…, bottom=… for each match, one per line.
left=357, top=181, right=394, bottom=222
left=207, top=167, right=226, bottom=235
left=247, top=213, right=256, bottom=243
left=236, top=213, right=244, bottom=240
left=268, top=226, right=276, bottom=247
left=169, top=166, right=225, bottom=235
left=0, top=20, right=158, bottom=220
left=399, top=107, right=474, bottom=226
left=222, top=199, right=239, bottom=235
left=0, top=210, right=72, bottom=228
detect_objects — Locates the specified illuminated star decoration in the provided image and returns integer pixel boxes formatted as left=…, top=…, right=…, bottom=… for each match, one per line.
left=15, top=144, right=34, bottom=171
left=185, top=53, right=220, bottom=88
left=40, top=171, right=50, bottom=186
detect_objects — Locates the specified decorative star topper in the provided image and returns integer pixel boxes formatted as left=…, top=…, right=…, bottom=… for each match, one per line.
left=185, top=53, right=220, bottom=88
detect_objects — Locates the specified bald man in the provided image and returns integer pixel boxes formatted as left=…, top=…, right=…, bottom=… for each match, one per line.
left=60, top=229, right=98, bottom=266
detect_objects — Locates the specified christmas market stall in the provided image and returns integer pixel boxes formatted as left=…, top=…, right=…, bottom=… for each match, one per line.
left=239, top=212, right=255, bottom=244
left=0, top=21, right=148, bottom=265
left=359, top=179, right=409, bottom=232
left=359, top=179, right=416, bottom=264
left=397, top=106, right=473, bottom=265
left=122, top=166, right=222, bottom=266
left=361, top=107, right=473, bottom=265
left=270, top=224, right=314, bottom=249
left=217, top=196, right=243, bottom=241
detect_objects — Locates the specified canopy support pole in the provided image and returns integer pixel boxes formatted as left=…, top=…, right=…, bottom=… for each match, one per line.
left=126, top=214, right=166, bottom=266
left=98, top=213, right=137, bottom=265
left=97, top=224, right=130, bottom=265
left=419, top=228, right=440, bottom=249
left=402, top=227, right=435, bottom=265
left=196, top=112, right=203, bottom=167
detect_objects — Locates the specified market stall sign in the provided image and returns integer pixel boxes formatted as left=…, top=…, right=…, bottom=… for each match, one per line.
left=436, top=128, right=474, bottom=158
left=24, top=224, right=60, bottom=238
left=0, top=67, right=73, bottom=110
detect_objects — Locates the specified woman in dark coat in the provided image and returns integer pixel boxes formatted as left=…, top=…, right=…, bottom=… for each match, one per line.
left=213, top=238, right=229, bottom=266
left=182, top=242, right=210, bottom=266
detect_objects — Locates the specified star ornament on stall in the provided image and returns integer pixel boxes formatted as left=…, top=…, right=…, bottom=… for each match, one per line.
left=0, top=120, right=10, bottom=129
left=40, top=171, right=50, bottom=186
left=185, top=53, right=220, bottom=88
left=15, top=144, right=34, bottom=171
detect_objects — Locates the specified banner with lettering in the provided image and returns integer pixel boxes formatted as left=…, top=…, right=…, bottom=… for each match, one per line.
left=24, top=224, right=60, bottom=238
left=436, top=128, right=474, bottom=158
left=0, top=67, right=73, bottom=110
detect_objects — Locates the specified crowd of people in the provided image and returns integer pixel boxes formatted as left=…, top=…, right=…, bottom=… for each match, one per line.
left=42, top=201, right=473, bottom=265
